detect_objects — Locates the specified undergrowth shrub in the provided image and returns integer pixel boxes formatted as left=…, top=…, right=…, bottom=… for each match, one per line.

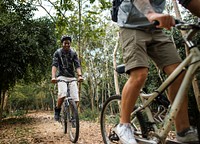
left=79, top=108, right=99, bottom=121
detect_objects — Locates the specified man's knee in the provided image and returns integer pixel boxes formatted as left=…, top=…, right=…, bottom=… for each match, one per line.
left=129, top=68, right=148, bottom=85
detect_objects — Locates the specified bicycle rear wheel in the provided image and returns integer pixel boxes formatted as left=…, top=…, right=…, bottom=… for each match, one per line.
left=100, top=95, right=147, bottom=144
left=67, top=100, right=79, bottom=143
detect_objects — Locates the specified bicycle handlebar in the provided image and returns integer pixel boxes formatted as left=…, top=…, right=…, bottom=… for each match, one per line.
left=152, top=19, right=200, bottom=31
left=154, top=19, right=200, bottom=42
left=57, top=79, right=77, bottom=84
left=153, top=19, right=183, bottom=25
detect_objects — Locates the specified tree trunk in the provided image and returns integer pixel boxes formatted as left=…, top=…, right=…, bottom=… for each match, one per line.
left=0, top=89, right=2, bottom=123
left=3, top=91, right=8, bottom=110
left=51, top=85, right=56, bottom=108
left=113, top=33, right=120, bottom=95
left=89, top=76, right=94, bottom=111
left=78, top=0, right=82, bottom=113
left=0, top=90, right=5, bottom=122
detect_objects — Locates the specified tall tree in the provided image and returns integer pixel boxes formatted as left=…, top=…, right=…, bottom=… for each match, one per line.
left=0, top=0, right=56, bottom=121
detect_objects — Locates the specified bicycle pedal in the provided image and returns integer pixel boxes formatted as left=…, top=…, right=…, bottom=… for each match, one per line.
left=109, top=133, right=119, bottom=141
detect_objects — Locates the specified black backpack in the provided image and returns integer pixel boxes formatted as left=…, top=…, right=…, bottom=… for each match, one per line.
left=111, top=0, right=124, bottom=22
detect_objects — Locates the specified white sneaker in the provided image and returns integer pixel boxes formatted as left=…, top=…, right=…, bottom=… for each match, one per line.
left=176, top=127, right=199, bottom=143
left=115, top=123, right=137, bottom=144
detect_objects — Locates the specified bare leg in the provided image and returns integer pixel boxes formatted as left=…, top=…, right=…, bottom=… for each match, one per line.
left=120, top=67, right=148, bottom=123
left=164, top=63, right=190, bottom=132
left=187, top=0, right=200, bottom=17
left=57, top=97, right=64, bottom=108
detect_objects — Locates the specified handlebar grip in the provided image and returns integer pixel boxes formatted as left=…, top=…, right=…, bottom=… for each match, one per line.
left=152, top=20, right=160, bottom=26
left=175, top=19, right=184, bottom=24
left=153, top=19, right=183, bottom=26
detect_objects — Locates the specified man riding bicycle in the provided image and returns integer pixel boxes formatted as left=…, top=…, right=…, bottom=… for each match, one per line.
left=114, top=0, right=200, bottom=143
left=51, top=35, right=83, bottom=121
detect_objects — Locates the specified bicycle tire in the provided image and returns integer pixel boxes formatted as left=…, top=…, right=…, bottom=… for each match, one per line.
left=100, top=95, right=147, bottom=144
left=67, top=100, right=79, bottom=143
left=197, top=113, right=200, bottom=141
left=61, top=104, right=67, bottom=134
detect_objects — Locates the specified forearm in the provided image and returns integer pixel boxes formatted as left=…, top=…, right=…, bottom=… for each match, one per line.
left=76, top=67, right=82, bottom=76
left=52, top=66, right=57, bottom=78
left=133, top=0, right=155, bottom=16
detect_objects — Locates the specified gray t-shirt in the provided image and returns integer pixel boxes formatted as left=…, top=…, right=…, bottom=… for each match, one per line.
left=117, top=0, right=165, bottom=29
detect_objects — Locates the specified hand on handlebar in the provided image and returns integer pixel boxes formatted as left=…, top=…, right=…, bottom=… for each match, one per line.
left=146, top=12, right=175, bottom=30
left=78, top=76, right=84, bottom=82
left=51, top=77, right=57, bottom=84
left=51, top=77, right=83, bottom=83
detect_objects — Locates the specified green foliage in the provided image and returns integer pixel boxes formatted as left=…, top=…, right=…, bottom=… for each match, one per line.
left=2, top=0, right=199, bottom=116
left=79, top=108, right=100, bottom=121
left=98, top=0, right=111, bottom=9
left=10, top=110, right=27, bottom=117
left=7, top=81, right=54, bottom=113
left=0, top=0, right=56, bottom=93
left=145, top=62, right=162, bottom=93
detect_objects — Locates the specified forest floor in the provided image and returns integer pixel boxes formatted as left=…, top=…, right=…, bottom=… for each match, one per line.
left=0, top=110, right=181, bottom=144
left=0, top=111, right=104, bottom=144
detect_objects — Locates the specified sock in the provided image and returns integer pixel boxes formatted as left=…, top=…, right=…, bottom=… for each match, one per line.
left=177, top=127, right=191, bottom=137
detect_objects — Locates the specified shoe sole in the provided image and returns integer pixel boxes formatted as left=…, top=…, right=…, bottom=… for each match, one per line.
left=166, top=138, right=199, bottom=144
left=114, top=127, right=137, bottom=144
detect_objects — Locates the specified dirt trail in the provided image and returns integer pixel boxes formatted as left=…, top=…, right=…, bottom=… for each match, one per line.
left=0, top=111, right=104, bottom=144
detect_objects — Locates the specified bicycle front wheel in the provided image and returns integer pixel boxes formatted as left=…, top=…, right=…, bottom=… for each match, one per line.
left=100, top=95, right=147, bottom=144
left=61, top=104, right=67, bottom=134
left=67, top=100, right=79, bottom=143
left=100, top=95, right=121, bottom=144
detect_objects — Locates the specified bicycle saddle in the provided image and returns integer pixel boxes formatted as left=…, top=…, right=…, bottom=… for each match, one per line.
left=116, top=64, right=125, bottom=74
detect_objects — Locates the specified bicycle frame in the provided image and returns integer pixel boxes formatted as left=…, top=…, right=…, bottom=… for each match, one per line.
left=132, top=25, right=200, bottom=143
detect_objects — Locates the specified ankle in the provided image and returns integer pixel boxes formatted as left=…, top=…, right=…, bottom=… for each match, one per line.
left=55, top=107, right=61, bottom=112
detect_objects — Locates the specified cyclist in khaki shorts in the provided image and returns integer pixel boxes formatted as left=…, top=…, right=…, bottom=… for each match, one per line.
left=114, top=0, right=200, bottom=144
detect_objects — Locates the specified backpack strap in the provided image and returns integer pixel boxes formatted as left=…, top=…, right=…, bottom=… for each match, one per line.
left=70, top=48, right=76, bottom=60
left=57, top=48, right=65, bottom=66
left=57, top=48, right=76, bottom=65
left=111, top=0, right=124, bottom=22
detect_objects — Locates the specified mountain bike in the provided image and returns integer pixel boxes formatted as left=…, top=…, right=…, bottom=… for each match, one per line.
left=57, top=79, right=79, bottom=143
left=100, top=21, right=200, bottom=144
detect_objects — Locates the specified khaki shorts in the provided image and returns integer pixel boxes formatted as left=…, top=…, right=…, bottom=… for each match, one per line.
left=119, top=28, right=182, bottom=73
left=57, top=76, right=79, bottom=102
